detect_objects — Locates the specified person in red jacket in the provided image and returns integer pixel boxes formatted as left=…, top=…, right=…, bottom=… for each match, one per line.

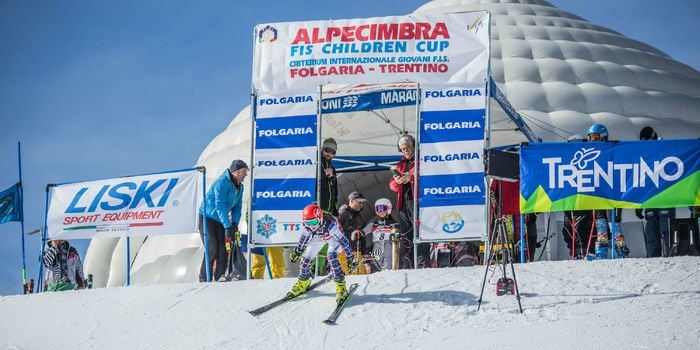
left=389, top=134, right=428, bottom=268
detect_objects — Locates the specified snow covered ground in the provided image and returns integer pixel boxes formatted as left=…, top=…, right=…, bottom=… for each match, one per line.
left=2, top=257, right=699, bottom=350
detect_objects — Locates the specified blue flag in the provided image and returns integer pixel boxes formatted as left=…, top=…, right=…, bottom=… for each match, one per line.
left=0, top=182, right=22, bottom=224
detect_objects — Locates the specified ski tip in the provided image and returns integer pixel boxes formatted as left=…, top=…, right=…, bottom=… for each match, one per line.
left=323, top=320, right=336, bottom=325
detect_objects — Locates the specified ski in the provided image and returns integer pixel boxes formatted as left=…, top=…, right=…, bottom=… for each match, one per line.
left=323, top=283, right=359, bottom=325
left=248, top=276, right=331, bottom=316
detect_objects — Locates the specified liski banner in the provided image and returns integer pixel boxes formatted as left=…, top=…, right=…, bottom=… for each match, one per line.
left=520, top=139, right=700, bottom=213
left=253, top=12, right=489, bottom=92
left=252, top=92, right=317, bottom=245
left=418, top=85, right=487, bottom=241
left=47, top=170, right=202, bottom=239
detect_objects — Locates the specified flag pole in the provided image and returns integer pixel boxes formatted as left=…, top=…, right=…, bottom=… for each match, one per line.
left=17, top=142, right=28, bottom=293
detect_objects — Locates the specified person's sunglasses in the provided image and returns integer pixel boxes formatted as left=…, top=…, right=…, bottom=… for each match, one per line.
left=375, top=204, right=390, bottom=213
left=323, top=147, right=336, bottom=155
left=303, top=218, right=321, bottom=229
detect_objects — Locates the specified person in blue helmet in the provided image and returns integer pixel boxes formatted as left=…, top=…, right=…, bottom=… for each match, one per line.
left=586, top=124, right=629, bottom=258
left=198, top=160, right=249, bottom=282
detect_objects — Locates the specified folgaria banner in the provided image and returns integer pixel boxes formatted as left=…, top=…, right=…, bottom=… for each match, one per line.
left=47, top=169, right=202, bottom=239
left=252, top=12, right=489, bottom=92
left=520, top=139, right=700, bottom=213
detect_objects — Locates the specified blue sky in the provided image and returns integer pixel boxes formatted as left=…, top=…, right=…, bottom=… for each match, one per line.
left=1, top=0, right=698, bottom=295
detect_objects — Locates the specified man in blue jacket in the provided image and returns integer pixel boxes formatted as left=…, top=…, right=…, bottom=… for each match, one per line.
left=199, top=160, right=248, bottom=282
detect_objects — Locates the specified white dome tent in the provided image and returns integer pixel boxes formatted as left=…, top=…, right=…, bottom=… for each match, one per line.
left=84, top=0, right=700, bottom=287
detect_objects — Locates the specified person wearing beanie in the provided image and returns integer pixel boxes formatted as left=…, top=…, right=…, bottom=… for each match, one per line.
left=198, top=159, right=248, bottom=282
left=320, top=138, right=339, bottom=216
left=635, top=127, right=674, bottom=257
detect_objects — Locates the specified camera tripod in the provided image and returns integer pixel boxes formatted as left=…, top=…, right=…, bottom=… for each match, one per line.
left=477, top=216, right=523, bottom=313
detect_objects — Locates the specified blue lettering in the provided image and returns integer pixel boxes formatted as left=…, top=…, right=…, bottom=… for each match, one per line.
left=101, top=182, right=137, bottom=211
left=65, top=187, right=88, bottom=214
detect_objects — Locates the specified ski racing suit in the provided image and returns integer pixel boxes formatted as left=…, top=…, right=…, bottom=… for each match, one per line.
left=295, top=216, right=353, bottom=282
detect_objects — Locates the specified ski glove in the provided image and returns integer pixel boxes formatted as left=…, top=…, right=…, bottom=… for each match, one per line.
left=225, top=236, right=233, bottom=253
left=290, top=248, right=303, bottom=263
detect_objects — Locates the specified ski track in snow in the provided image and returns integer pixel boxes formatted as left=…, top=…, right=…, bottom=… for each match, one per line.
left=1, top=257, right=699, bottom=350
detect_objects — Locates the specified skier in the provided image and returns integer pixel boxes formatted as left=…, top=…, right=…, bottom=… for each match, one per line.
left=586, top=124, right=629, bottom=258
left=287, top=203, right=356, bottom=304
left=363, top=198, right=399, bottom=271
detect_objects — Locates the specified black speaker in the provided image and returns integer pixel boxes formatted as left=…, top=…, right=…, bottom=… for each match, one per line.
left=486, top=149, right=519, bottom=181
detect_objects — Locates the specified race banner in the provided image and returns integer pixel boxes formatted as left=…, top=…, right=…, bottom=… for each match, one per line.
left=253, top=12, right=489, bottom=92
left=252, top=92, right=317, bottom=245
left=418, top=85, right=487, bottom=241
left=520, top=139, right=700, bottom=213
left=321, top=88, right=417, bottom=114
left=47, top=169, right=202, bottom=239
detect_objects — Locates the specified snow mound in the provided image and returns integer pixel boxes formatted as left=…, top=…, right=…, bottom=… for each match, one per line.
left=2, top=257, right=699, bottom=350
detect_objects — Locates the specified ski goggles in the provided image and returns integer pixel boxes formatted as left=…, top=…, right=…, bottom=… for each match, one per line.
left=323, top=147, right=336, bottom=155
left=303, top=218, right=321, bottom=231
left=375, top=204, right=390, bottom=214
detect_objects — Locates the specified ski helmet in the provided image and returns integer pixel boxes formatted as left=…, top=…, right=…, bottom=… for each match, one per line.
left=586, top=123, right=608, bottom=141
left=374, top=198, right=392, bottom=215
left=302, top=203, right=323, bottom=231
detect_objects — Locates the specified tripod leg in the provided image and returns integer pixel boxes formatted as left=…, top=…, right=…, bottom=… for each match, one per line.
left=503, top=220, right=524, bottom=313
left=477, top=220, right=499, bottom=311
left=508, top=249, right=524, bottom=314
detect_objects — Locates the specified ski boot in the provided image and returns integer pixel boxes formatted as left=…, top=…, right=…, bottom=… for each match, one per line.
left=335, top=280, right=349, bottom=305
left=286, top=278, right=311, bottom=299
left=615, top=234, right=630, bottom=258
left=595, top=233, right=609, bottom=259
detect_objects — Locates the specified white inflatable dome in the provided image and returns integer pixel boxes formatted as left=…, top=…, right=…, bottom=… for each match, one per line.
left=84, top=0, right=700, bottom=287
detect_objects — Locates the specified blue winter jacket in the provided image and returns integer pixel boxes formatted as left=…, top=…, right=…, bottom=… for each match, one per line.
left=199, top=170, right=244, bottom=230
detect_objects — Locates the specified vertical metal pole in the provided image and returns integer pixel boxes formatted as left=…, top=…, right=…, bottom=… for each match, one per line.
left=246, top=90, right=257, bottom=280
left=413, top=84, right=421, bottom=269
left=484, top=13, right=494, bottom=266
left=519, top=214, right=525, bottom=263
left=264, top=249, right=273, bottom=279
left=316, top=85, right=324, bottom=272
left=201, top=168, right=211, bottom=282
left=611, top=210, right=617, bottom=259
left=37, top=184, right=52, bottom=292
left=17, top=142, right=28, bottom=290
left=125, top=236, right=131, bottom=286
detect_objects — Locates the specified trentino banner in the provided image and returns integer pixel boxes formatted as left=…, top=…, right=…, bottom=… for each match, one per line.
left=418, top=85, right=487, bottom=241
left=47, top=170, right=202, bottom=239
left=252, top=12, right=489, bottom=93
left=520, top=139, right=700, bottom=213
left=252, top=92, right=318, bottom=245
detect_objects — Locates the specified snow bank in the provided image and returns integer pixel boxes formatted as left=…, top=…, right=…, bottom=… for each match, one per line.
left=2, top=257, right=699, bottom=350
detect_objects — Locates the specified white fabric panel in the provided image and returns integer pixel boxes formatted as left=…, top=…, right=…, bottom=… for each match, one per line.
left=419, top=205, right=485, bottom=240
left=250, top=210, right=305, bottom=245
left=420, top=140, right=484, bottom=176
left=254, top=146, right=317, bottom=179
